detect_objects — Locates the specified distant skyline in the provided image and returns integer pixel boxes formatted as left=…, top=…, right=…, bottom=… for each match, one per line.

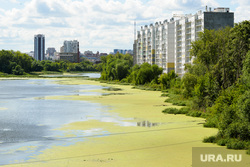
left=0, top=0, right=249, bottom=53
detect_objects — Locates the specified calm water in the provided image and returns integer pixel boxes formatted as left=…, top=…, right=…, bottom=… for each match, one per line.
left=40, top=72, right=101, bottom=78
left=0, top=77, right=134, bottom=165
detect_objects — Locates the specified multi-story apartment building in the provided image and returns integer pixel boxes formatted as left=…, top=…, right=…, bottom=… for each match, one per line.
left=63, top=40, right=79, bottom=53
left=62, top=40, right=80, bottom=63
left=136, top=20, right=175, bottom=73
left=34, top=34, right=45, bottom=61
left=175, top=8, right=234, bottom=77
left=135, top=7, right=234, bottom=77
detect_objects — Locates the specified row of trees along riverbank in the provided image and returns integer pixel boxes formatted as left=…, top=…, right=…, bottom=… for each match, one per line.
left=0, top=50, right=97, bottom=76
left=99, top=20, right=250, bottom=155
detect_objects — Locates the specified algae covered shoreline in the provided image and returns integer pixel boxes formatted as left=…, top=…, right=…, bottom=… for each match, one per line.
left=2, top=78, right=248, bottom=167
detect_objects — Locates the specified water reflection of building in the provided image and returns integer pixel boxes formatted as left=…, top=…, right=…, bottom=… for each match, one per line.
left=137, top=121, right=159, bottom=127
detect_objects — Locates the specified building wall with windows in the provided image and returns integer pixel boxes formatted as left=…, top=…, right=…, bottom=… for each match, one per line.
left=63, top=40, right=79, bottom=53
left=34, top=34, right=45, bottom=61
left=134, top=7, right=234, bottom=77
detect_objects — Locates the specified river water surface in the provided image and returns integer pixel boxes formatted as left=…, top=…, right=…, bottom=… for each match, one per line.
left=0, top=74, right=134, bottom=165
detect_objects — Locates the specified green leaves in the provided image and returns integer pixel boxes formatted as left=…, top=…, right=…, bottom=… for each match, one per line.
left=100, top=53, right=133, bottom=81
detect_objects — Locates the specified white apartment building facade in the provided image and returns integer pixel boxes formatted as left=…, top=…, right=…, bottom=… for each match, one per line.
left=61, top=40, right=80, bottom=63
left=63, top=40, right=79, bottom=53
left=136, top=20, right=175, bottom=73
left=135, top=7, right=234, bottom=77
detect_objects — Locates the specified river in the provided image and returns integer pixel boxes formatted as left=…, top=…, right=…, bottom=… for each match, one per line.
left=0, top=73, right=134, bottom=165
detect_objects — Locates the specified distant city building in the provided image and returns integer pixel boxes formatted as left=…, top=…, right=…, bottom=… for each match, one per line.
left=59, top=53, right=78, bottom=63
left=60, top=46, right=64, bottom=53
left=62, top=40, right=80, bottom=63
left=134, top=7, right=234, bottom=76
left=114, top=49, right=133, bottom=55
left=63, top=40, right=79, bottom=53
left=81, top=50, right=108, bottom=64
left=46, top=47, right=56, bottom=57
left=26, top=51, right=34, bottom=58
left=84, top=50, right=94, bottom=56
left=34, top=34, right=45, bottom=61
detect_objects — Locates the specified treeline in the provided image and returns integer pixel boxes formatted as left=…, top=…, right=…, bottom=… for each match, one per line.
left=0, top=50, right=96, bottom=75
left=100, top=53, right=174, bottom=87
left=184, top=21, right=250, bottom=151
left=99, top=20, right=250, bottom=153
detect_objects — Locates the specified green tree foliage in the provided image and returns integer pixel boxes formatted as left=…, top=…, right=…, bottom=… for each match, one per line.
left=12, top=65, right=24, bottom=75
left=128, top=63, right=163, bottom=85
left=158, top=70, right=178, bottom=89
left=186, top=21, right=250, bottom=150
left=100, top=53, right=133, bottom=81
left=0, top=50, right=15, bottom=73
left=0, top=50, right=97, bottom=75
left=100, top=53, right=163, bottom=85
left=182, top=73, right=197, bottom=98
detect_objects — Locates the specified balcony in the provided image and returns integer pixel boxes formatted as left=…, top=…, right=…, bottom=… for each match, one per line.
left=186, top=30, right=191, bottom=34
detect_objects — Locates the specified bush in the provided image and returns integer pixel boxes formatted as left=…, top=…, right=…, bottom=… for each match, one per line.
left=162, top=108, right=179, bottom=114
left=161, top=93, right=169, bottom=97
left=162, top=107, right=190, bottom=115
left=203, top=136, right=217, bottom=143
left=217, top=138, right=229, bottom=146
left=226, top=139, right=247, bottom=150
left=186, top=111, right=202, bottom=117
left=204, top=116, right=219, bottom=128
left=179, top=107, right=190, bottom=114
left=247, top=148, right=250, bottom=155
left=172, top=101, right=186, bottom=106
left=12, top=65, right=24, bottom=75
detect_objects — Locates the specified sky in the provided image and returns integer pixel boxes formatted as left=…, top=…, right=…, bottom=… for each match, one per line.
left=0, top=0, right=249, bottom=53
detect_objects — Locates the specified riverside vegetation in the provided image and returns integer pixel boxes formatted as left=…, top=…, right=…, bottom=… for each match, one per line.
left=0, top=50, right=97, bottom=77
left=1, top=20, right=249, bottom=155
left=99, top=20, right=250, bottom=155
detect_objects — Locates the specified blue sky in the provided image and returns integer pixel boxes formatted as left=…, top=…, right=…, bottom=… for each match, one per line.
left=0, top=0, right=249, bottom=53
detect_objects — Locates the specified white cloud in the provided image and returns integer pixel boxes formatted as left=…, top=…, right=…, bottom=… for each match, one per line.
left=9, top=0, right=19, bottom=4
left=232, top=0, right=250, bottom=22
left=0, top=0, right=248, bottom=53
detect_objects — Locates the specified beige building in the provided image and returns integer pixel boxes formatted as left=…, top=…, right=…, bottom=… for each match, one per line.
left=59, top=53, right=78, bottom=63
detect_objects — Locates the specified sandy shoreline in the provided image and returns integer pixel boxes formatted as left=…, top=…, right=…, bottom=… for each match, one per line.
left=2, top=78, right=247, bottom=167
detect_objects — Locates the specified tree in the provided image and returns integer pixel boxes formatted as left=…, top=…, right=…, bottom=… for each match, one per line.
left=182, top=73, right=197, bottom=98
left=12, top=65, right=24, bottom=75
left=100, top=53, right=133, bottom=81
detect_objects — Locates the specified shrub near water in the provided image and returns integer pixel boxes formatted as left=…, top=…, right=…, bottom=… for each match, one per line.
left=162, top=107, right=190, bottom=115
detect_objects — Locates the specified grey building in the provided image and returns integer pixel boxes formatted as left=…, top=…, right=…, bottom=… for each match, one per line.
left=46, top=47, right=56, bottom=57
left=34, top=34, right=45, bottom=61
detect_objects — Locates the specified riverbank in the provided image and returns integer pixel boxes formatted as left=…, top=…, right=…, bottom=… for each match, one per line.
left=3, top=78, right=247, bottom=167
